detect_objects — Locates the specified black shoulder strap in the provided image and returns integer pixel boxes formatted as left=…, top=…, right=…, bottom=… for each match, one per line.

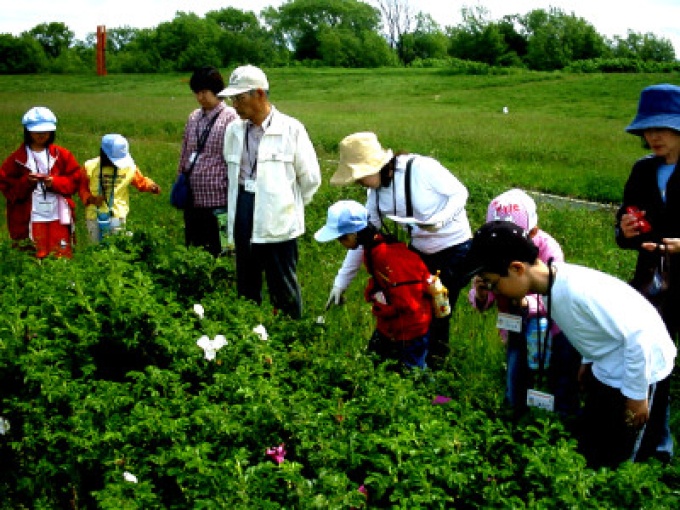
left=404, top=156, right=416, bottom=236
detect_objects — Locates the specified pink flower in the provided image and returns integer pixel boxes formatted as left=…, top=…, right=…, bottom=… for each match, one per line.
left=266, top=443, right=286, bottom=464
left=358, top=484, right=368, bottom=497
left=432, top=395, right=452, bottom=405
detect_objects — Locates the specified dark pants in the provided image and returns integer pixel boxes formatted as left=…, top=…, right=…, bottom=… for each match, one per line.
left=411, top=239, right=471, bottom=366
left=184, top=206, right=222, bottom=257
left=234, top=187, right=302, bottom=319
left=368, top=330, right=429, bottom=370
left=505, top=329, right=581, bottom=417
left=579, top=371, right=672, bottom=469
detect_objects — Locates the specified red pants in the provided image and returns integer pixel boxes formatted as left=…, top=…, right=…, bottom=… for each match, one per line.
left=31, top=220, right=72, bottom=259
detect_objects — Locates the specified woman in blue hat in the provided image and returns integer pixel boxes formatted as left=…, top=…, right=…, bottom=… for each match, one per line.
left=0, top=106, right=82, bottom=258
left=615, top=83, right=680, bottom=464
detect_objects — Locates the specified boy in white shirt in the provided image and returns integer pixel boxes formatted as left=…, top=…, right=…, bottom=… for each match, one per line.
left=464, top=220, right=676, bottom=468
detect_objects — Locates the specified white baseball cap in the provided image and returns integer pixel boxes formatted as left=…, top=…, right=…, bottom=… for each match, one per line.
left=218, top=65, right=269, bottom=97
left=101, top=134, right=135, bottom=168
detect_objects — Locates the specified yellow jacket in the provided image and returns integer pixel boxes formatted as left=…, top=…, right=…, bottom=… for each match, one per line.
left=81, top=157, right=157, bottom=221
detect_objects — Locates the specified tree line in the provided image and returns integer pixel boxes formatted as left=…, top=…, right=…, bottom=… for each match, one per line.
left=0, top=0, right=677, bottom=75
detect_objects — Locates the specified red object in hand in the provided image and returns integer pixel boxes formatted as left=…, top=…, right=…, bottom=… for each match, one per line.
left=626, top=206, right=652, bottom=233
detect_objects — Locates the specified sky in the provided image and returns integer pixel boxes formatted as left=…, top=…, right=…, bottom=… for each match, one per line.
left=1, top=0, right=679, bottom=56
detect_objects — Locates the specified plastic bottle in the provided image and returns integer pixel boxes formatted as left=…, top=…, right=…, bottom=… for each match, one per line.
left=97, top=212, right=111, bottom=240
left=526, top=317, right=550, bottom=370
left=427, top=271, right=451, bottom=318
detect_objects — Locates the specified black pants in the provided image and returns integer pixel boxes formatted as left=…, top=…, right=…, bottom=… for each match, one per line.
left=234, top=187, right=302, bottom=319
left=184, top=206, right=221, bottom=257
left=579, top=372, right=672, bottom=468
left=411, top=239, right=472, bottom=365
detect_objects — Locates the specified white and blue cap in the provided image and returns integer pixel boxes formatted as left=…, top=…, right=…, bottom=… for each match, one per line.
left=314, top=200, right=368, bottom=242
left=22, top=106, right=57, bottom=132
left=101, top=134, right=134, bottom=168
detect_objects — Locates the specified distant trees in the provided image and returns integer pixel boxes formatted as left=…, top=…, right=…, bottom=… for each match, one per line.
left=0, top=1, right=676, bottom=74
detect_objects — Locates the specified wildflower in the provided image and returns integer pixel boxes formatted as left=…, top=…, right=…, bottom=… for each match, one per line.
left=358, top=484, right=368, bottom=497
left=253, top=324, right=268, bottom=341
left=0, top=417, right=9, bottom=435
left=266, top=443, right=286, bottom=464
left=432, top=395, right=452, bottom=405
left=197, top=334, right=228, bottom=361
left=123, top=471, right=138, bottom=483
left=193, top=304, right=205, bottom=319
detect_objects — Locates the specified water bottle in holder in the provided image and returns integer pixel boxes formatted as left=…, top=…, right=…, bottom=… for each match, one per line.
left=526, top=316, right=550, bottom=370
left=427, top=270, right=451, bottom=318
left=97, top=211, right=112, bottom=240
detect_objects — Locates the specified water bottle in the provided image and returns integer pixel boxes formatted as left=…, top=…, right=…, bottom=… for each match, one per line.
left=526, top=317, right=549, bottom=370
left=427, top=271, right=451, bottom=318
left=97, top=212, right=111, bottom=240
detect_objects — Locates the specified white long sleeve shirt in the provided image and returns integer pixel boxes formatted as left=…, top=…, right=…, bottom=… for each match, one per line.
left=333, top=154, right=471, bottom=290
left=548, top=262, right=676, bottom=400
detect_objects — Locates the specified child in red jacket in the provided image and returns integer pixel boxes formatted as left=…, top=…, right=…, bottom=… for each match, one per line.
left=315, top=200, right=437, bottom=369
left=0, top=107, right=82, bottom=258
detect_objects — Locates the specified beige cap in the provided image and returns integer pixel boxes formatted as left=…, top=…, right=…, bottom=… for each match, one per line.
left=330, top=132, right=393, bottom=186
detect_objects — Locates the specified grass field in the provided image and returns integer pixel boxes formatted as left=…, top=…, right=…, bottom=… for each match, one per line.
left=0, top=69, right=679, bottom=506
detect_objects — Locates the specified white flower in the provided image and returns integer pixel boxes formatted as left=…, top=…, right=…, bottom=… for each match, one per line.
left=502, top=106, right=509, bottom=114
left=0, top=416, right=9, bottom=435
left=316, top=315, right=325, bottom=324
left=253, top=324, right=268, bottom=341
left=123, top=471, right=138, bottom=483
left=193, top=304, right=205, bottom=319
left=197, top=334, right=228, bottom=361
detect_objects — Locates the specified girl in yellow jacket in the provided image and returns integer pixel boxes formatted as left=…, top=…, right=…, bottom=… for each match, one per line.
left=80, top=134, right=160, bottom=242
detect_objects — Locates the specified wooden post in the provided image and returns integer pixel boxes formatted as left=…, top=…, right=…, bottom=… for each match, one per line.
left=96, top=25, right=107, bottom=76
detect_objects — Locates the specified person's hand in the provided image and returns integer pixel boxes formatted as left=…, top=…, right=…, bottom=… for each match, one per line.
left=87, top=195, right=105, bottom=207
left=472, top=276, right=489, bottom=304
left=620, top=211, right=645, bottom=238
left=420, top=221, right=443, bottom=233
left=325, top=286, right=345, bottom=310
left=577, top=363, right=592, bottom=392
left=625, top=398, right=649, bottom=429
left=150, top=183, right=161, bottom=194
left=641, top=238, right=680, bottom=255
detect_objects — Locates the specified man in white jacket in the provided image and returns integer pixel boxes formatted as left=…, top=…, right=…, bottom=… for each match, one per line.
left=220, top=65, right=321, bottom=318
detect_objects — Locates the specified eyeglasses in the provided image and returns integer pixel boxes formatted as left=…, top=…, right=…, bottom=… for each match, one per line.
left=228, top=91, right=252, bottom=103
left=480, top=277, right=501, bottom=292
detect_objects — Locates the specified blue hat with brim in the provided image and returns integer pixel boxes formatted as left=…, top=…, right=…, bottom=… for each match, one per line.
left=625, top=83, right=680, bottom=135
left=314, top=200, right=368, bottom=243
left=22, top=106, right=57, bottom=132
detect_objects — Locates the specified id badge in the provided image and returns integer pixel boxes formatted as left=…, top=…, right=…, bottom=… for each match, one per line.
left=244, top=179, right=257, bottom=193
left=527, top=389, right=555, bottom=412
left=496, top=312, right=522, bottom=333
left=37, top=201, right=53, bottom=215
left=189, top=152, right=199, bottom=164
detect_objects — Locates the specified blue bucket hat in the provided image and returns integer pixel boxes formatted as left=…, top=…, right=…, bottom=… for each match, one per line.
left=314, top=200, right=368, bottom=242
left=625, top=83, right=680, bottom=135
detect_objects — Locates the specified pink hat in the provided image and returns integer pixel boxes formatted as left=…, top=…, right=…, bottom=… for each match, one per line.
left=486, top=189, right=538, bottom=231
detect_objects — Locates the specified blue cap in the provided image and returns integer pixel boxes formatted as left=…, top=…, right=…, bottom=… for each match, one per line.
left=22, top=107, right=57, bottom=132
left=626, top=83, right=680, bottom=135
left=101, top=134, right=134, bottom=168
left=314, top=200, right=368, bottom=242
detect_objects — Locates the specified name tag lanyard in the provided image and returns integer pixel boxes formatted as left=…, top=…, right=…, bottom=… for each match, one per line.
left=187, top=111, right=220, bottom=172
left=99, top=163, right=118, bottom=214
left=30, top=147, right=50, bottom=200
left=535, top=257, right=555, bottom=384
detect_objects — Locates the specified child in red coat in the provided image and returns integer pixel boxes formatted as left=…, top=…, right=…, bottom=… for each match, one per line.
left=315, top=200, right=437, bottom=369
left=0, top=107, right=82, bottom=258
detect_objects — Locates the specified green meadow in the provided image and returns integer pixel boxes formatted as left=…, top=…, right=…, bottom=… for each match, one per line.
left=0, top=70, right=679, bottom=507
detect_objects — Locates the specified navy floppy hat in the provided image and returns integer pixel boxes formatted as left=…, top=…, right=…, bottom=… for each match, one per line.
left=625, top=83, right=680, bottom=135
